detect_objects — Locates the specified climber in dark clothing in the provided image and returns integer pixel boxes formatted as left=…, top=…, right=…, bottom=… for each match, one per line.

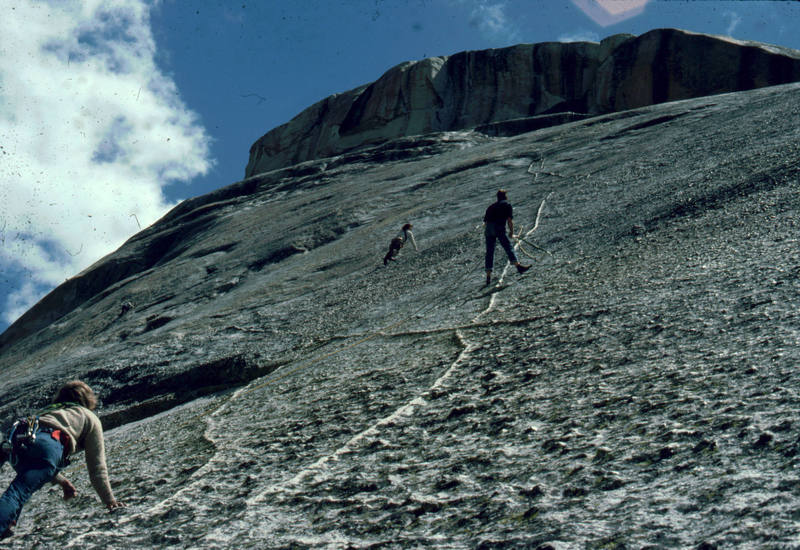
left=484, top=189, right=530, bottom=285
left=383, top=223, right=419, bottom=265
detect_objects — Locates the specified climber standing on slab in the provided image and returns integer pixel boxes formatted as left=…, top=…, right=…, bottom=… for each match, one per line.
left=0, top=380, right=125, bottom=539
left=483, top=189, right=530, bottom=286
left=383, top=223, right=419, bottom=265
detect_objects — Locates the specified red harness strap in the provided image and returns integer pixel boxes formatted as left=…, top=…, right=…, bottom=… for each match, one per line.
left=49, top=429, right=71, bottom=459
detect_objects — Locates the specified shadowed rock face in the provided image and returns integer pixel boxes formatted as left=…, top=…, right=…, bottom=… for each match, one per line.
left=245, top=28, right=800, bottom=176
left=2, top=41, right=800, bottom=548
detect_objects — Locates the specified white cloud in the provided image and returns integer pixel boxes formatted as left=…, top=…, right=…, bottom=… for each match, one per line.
left=724, top=11, right=742, bottom=37
left=474, top=3, right=516, bottom=40
left=4, top=281, right=42, bottom=327
left=0, top=1, right=213, bottom=327
left=558, top=31, right=601, bottom=43
left=452, top=1, right=520, bottom=43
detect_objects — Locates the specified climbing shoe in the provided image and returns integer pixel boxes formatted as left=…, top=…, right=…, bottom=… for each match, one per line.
left=517, top=264, right=531, bottom=274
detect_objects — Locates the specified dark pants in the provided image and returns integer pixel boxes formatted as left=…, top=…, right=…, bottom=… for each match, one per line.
left=384, top=237, right=404, bottom=264
left=0, top=431, right=64, bottom=535
left=485, top=223, right=517, bottom=271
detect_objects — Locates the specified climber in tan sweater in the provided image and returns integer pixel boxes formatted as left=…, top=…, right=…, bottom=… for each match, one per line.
left=0, top=380, right=124, bottom=538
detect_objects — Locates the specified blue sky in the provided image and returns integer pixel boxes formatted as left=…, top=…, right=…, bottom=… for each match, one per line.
left=1, top=0, right=799, bottom=334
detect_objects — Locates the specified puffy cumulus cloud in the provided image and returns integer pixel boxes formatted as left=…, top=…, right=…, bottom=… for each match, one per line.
left=0, top=1, right=213, bottom=327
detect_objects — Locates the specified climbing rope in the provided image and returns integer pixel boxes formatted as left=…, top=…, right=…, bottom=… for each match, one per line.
left=514, top=190, right=553, bottom=260
left=56, top=223, right=487, bottom=480
left=59, top=162, right=557, bottom=493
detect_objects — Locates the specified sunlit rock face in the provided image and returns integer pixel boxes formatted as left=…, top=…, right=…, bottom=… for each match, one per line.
left=245, top=28, right=800, bottom=176
left=2, top=38, right=800, bottom=549
left=593, top=29, right=800, bottom=111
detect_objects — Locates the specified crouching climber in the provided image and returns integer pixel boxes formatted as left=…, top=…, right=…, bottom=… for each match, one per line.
left=0, top=380, right=125, bottom=539
left=383, top=223, right=419, bottom=265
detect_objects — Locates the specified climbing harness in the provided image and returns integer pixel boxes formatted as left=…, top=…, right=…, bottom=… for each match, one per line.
left=2, top=402, right=80, bottom=467
left=6, top=416, right=39, bottom=467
